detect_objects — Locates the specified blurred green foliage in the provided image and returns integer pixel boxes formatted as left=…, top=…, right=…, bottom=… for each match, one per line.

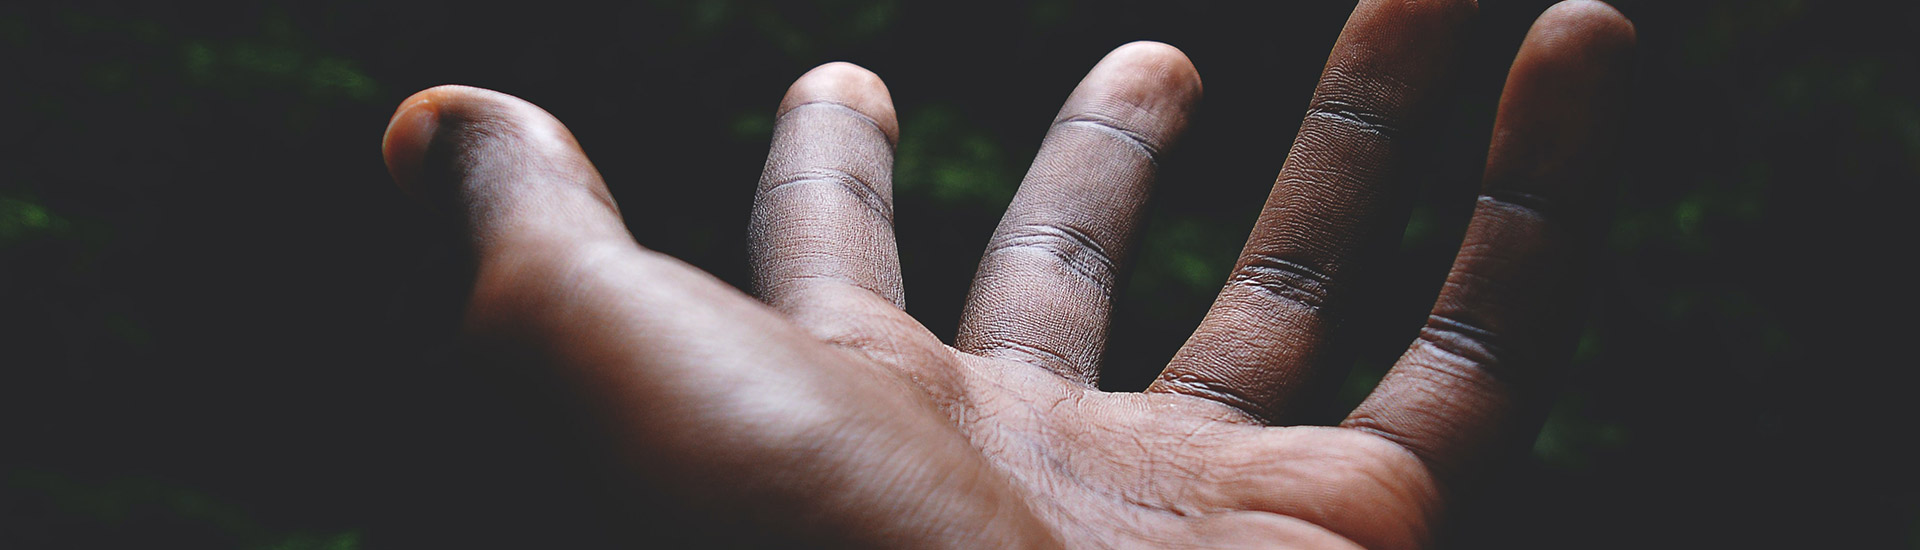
left=895, top=105, right=1022, bottom=205
left=0, top=195, right=68, bottom=245
left=7, top=470, right=358, bottom=550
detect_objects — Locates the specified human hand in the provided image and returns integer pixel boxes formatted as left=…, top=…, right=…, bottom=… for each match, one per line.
left=380, top=0, right=1634, bottom=547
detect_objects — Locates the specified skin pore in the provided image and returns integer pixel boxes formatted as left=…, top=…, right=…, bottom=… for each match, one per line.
left=380, top=1, right=1635, bottom=547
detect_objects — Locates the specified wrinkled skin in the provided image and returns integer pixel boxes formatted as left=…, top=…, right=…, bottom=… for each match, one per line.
left=381, top=1, right=1635, bottom=547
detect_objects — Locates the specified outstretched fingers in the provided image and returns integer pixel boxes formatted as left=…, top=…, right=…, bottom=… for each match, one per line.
left=747, top=64, right=967, bottom=373
left=1342, top=0, right=1636, bottom=490
left=382, top=86, right=1055, bottom=547
left=1152, top=0, right=1479, bottom=422
left=751, top=63, right=906, bottom=313
left=956, top=41, right=1202, bottom=384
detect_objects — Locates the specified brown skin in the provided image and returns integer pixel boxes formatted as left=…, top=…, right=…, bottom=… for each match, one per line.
left=381, top=1, right=1635, bottom=547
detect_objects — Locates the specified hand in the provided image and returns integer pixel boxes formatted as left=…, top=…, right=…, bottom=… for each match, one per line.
left=380, top=1, right=1634, bottom=547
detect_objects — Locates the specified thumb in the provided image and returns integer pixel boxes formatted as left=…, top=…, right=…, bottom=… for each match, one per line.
left=382, top=85, right=629, bottom=256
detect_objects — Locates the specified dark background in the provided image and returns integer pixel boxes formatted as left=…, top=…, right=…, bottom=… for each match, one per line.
left=2, top=0, right=1914, bottom=548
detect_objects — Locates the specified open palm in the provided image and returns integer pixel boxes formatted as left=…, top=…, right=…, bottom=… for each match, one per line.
left=381, top=1, right=1634, bottom=547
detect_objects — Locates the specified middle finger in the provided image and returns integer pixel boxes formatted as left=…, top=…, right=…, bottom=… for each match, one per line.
left=955, top=41, right=1202, bottom=385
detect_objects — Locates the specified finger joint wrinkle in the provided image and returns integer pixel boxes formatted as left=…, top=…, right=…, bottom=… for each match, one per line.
left=762, top=168, right=894, bottom=224
left=1158, top=375, right=1271, bottom=424
left=972, top=338, right=1084, bottom=375
left=1477, top=189, right=1557, bottom=221
left=1055, top=113, right=1161, bottom=160
left=1228, top=254, right=1334, bottom=311
left=1415, top=314, right=1516, bottom=383
left=986, top=223, right=1118, bottom=295
left=1304, top=98, right=1403, bottom=139
left=780, top=100, right=893, bottom=143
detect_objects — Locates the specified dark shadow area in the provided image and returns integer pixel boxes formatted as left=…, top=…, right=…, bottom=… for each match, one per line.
left=2, top=0, right=1914, bottom=547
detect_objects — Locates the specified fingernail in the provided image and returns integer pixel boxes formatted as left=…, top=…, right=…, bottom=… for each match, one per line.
left=382, top=94, right=440, bottom=200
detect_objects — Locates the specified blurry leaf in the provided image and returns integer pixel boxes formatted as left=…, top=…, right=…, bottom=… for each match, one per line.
left=5, top=468, right=362, bottom=550
left=183, top=42, right=216, bottom=78
left=730, top=111, right=775, bottom=143
left=304, top=57, right=378, bottom=101
left=1573, top=328, right=1603, bottom=363
left=895, top=105, right=1018, bottom=206
left=692, top=0, right=732, bottom=32
left=1672, top=195, right=1705, bottom=237
left=1532, top=396, right=1629, bottom=472
left=1134, top=216, right=1236, bottom=293
left=1401, top=204, right=1435, bottom=249
left=849, top=0, right=896, bottom=36
left=1029, top=0, right=1070, bottom=27
left=0, top=194, right=70, bottom=246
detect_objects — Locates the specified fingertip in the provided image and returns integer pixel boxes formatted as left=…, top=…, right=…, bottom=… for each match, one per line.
left=1352, top=0, right=1478, bottom=32
left=1107, top=41, right=1203, bottom=92
left=779, top=62, right=899, bottom=145
left=378, top=85, right=622, bottom=252
left=383, top=88, right=443, bottom=200
left=1532, top=1, right=1638, bottom=59
left=380, top=84, right=596, bottom=202
left=1483, top=0, right=1638, bottom=209
left=1498, top=0, right=1638, bottom=133
left=1055, top=41, right=1204, bottom=154
left=1085, top=41, right=1204, bottom=113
